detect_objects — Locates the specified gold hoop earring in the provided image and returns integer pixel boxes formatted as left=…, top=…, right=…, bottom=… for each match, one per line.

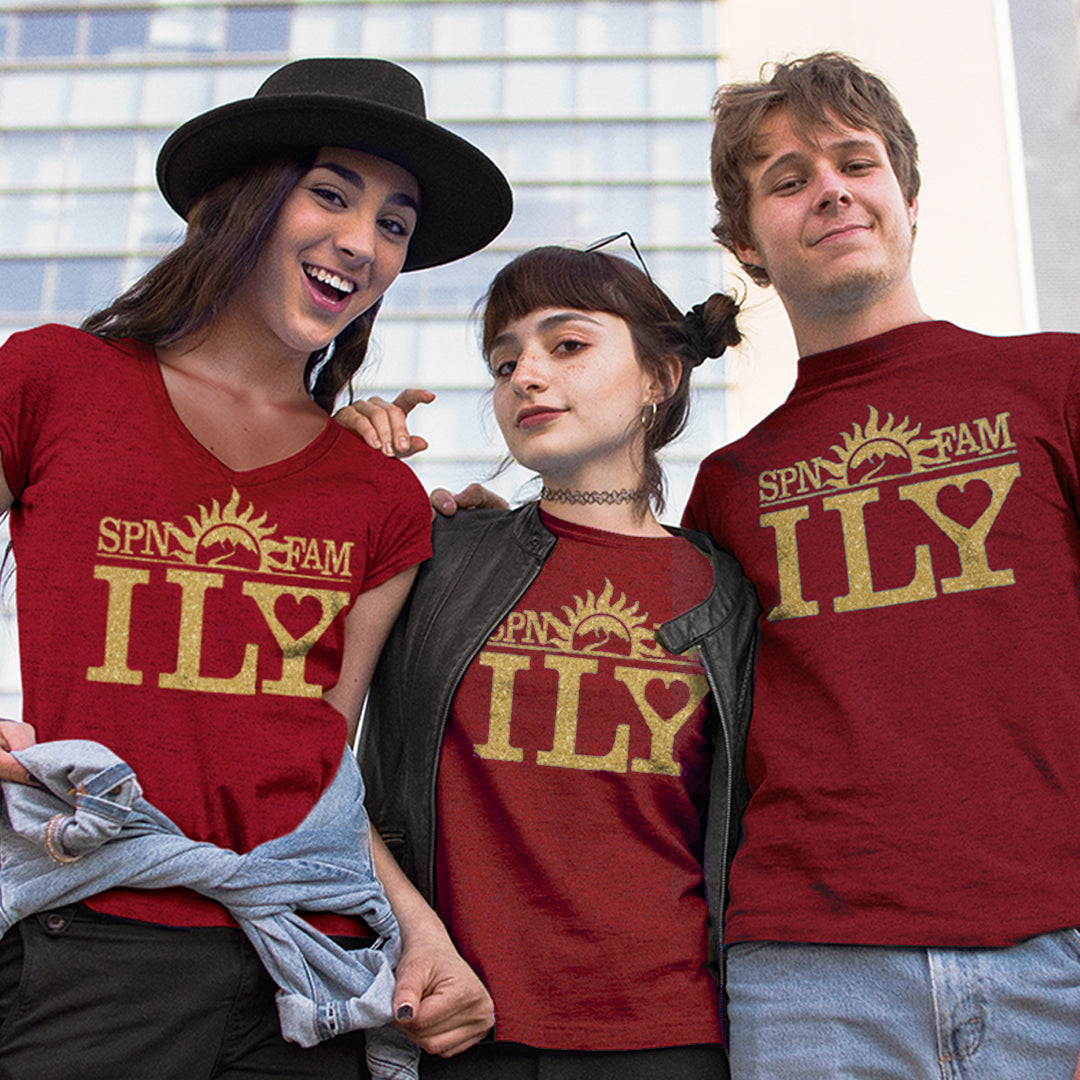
left=641, top=402, right=658, bottom=431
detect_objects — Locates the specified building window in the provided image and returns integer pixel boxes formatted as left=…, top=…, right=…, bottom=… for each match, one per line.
left=0, top=258, right=45, bottom=313
left=148, top=7, right=225, bottom=53
left=226, top=5, right=291, bottom=54
left=69, top=71, right=141, bottom=126
left=54, top=257, right=123, bottom=316
left=86, top=11, right=149, bottom=57
left=17, top=11, right=79, bottom=59
left=0, top=131, right=64, bottom=188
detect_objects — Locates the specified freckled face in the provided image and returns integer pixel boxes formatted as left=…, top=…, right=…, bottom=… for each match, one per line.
left=232, top=146, right=419, bottom=363
left=489, top=308, right=658, bottom=489
left=735, top=110, right=918, bottom=319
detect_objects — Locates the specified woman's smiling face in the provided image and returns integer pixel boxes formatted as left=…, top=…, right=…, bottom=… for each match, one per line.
left=231, top=146, right=419, bottom=363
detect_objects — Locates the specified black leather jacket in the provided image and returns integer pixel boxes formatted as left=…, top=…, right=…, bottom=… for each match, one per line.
left=359, top=502, right=759, bottom=960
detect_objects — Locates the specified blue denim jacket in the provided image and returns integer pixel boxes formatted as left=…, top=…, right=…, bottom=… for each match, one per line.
left=0, top=740, right=419, bottom=1080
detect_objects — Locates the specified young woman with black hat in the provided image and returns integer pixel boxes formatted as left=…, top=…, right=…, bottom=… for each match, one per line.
left=355, top=245, right=760, bottom=1079
left=0, top=57, right=509, bottom=1078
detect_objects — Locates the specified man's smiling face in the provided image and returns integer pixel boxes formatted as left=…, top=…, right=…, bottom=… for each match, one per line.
left=735, top=108, right=918, bottom=322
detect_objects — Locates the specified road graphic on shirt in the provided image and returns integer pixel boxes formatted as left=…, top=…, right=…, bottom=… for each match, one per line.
left=755, top=407, right=1020, bottom=621
left=473, top=579, right=709, bottom=776
left=87, top=488, right=352, bottom=696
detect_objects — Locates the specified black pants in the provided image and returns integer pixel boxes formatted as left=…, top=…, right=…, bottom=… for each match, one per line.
left=0, top=906, right=368, bottom=1080
left=421, top=1041, right=729, bottom=1080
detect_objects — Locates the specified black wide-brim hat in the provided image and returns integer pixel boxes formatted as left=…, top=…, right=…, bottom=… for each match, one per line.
left=156, top=57, right=512, bottom=271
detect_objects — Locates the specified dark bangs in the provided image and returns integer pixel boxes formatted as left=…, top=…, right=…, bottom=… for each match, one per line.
left=481, top=246, right=678, bottom=358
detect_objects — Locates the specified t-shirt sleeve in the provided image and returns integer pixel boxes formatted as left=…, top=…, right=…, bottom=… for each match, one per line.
left=682, top=465, right=708, bottom=531
left=0, top=326, right=61, bottom=497
left=359, top=459, right=433, bottom=593
left=683, top=453, right=725, bottom=534
left=1065, top=343, right=1080, bottom=495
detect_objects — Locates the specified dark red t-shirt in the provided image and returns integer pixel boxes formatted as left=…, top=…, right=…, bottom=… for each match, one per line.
left=0, top=324, right=431, bottom=930
left=685, top=321, right=1080, bottom=947
left=435, top=511, right=722, bottom=1050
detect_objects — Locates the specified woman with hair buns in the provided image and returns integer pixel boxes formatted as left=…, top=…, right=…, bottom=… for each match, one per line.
left=356, top=244, right=760, bottom=1079
left=0, top=57, right=511, bottom=1078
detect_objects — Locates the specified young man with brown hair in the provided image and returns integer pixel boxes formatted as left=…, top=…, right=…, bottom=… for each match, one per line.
left=685, top=51, right=1080, bottom=1079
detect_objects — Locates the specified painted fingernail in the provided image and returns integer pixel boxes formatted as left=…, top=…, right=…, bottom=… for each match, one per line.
left=396, top=1004, right=414, bottom=1021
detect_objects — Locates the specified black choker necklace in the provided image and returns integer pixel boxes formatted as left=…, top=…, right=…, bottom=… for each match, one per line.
left=541, top=486, right=639, bottom=505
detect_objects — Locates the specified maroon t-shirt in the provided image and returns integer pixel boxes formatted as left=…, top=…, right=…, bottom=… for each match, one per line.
left=0, top=324, right=431, bottom=930
left=435, top=511, right=722, bottom=1049
left=685, top=321, right=1080, bottom=947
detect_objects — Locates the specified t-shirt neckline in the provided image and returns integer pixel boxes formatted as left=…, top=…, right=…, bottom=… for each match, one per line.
left=138, top=339, right=339, bottom=484
left=539, top=507, right=682, bottom=548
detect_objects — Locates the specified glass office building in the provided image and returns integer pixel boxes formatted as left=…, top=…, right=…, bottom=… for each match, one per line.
left=0, top=0, right=729, bottom=714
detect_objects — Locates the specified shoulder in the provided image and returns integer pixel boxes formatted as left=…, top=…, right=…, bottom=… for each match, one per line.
left=2, top=324, right=144, bottom=380
left=431, top=501, right=548, bottom=552
left=303, top=437, right=433, bottom=561
left=324, top=430, right=429, bottom=498
left=413, top=503, right=550, bottom=592
left=684, top=439, right=750, bottom=523
left=4, top=323, right=139, bottom=357
left=941, top=322, right=1079, bottom=348
left=929, top=323, right=1080, bottom=368
left=1002, top=329, right=1080, bottom=365
left=0, top=325, right=146, bottom=406
left=932, top=326, right=1080, bottom=404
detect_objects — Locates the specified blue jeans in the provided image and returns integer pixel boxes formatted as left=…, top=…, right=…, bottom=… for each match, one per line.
left=726, top=932, right=1080, bottom=1079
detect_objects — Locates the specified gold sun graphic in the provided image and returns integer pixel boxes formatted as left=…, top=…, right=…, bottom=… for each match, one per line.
left=545, top=580, right=666, bottom=659
left=820, top=406, right=939, bottom=489
left=172, top=489, right=290, bottom=572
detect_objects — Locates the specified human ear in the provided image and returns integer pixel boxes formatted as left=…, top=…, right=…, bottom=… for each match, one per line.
left=649, top=355, right=682, bottom=402
left=735, top=238, right=765, bottom=271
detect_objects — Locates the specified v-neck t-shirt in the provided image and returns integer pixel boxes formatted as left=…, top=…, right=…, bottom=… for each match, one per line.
left=0, top=323, right=431, bottom=928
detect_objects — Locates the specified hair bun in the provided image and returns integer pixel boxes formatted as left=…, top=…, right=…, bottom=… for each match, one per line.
left=682, top=292, right=742, bottom=365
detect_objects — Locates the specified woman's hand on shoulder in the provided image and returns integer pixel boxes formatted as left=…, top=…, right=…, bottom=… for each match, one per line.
left=392, top=925, right=495, bottom=1056
left=334, top=388, right=435, bottom=459
left=0, top=720, right=36, bottom=783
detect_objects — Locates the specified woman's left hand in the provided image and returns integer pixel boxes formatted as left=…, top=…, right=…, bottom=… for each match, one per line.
left=0, top=719, right=36, bottom=783
left=391, top=926, right=495, bottom=1056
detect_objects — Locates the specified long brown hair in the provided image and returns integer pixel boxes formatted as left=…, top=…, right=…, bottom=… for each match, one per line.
left=481, top=246, right=741, bottom=513
left=82, top=152, right=380, bottom=412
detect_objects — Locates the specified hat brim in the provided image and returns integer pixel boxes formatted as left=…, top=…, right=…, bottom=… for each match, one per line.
left=156, top=94, right=512, bottom=271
